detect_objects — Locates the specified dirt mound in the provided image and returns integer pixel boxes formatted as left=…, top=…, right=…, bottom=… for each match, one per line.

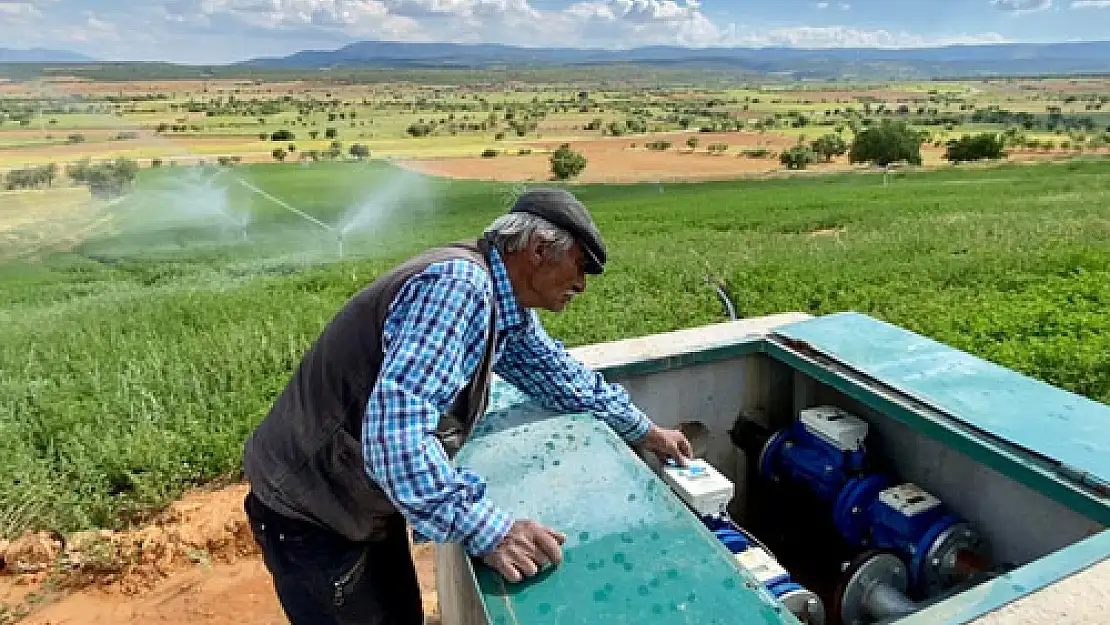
left=0, top=483, right=441, bottom=624
left=1, top=485, right=257, bottom=596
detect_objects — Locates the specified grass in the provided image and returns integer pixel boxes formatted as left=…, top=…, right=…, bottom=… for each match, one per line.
left=2, top=158, right=1110, bottom=540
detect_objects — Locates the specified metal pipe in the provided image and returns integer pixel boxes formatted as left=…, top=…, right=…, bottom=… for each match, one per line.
left=236, top=177, right=335, bottom=233
left=865, top=582, right=919, bottom=621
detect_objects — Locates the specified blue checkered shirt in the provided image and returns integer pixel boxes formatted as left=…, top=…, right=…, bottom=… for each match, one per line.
left=362, top=246, right=652, bottom=557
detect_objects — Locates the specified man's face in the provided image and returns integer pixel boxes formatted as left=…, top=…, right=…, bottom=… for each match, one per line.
left=527, top=240, right=587, bottom=312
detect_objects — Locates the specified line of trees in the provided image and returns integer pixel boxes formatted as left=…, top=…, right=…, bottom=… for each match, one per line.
left=3, top=163, right=58, bottom=190
left=66, top=157, right=139, bottom=199
left=3, top=158, right=139, bottom=198
left=542, top=120, right=1015, bottom=179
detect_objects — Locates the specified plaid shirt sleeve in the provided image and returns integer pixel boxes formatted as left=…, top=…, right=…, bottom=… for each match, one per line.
left=362, top=259, right=513, bottom=557
left=493, top=310, right=653, bottom=443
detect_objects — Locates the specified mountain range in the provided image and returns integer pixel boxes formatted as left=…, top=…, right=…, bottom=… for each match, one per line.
left=0, top=48, right=95, bottom=63
left=237, top=40, right=1110, bottom=79
left=5, top=41, right=1110, bottom=79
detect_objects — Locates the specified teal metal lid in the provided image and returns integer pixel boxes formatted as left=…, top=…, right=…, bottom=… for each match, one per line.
left=454, top=381, right=796, bottom=625
left=772, top=312, right=1110, bottom=490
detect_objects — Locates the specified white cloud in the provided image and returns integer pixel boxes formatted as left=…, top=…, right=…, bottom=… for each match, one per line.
left=49, top=11, right=123, bottom=43
left=990, top=0, right=1053, bottom=12
left=4, top=0, right=1016, bottom=61
left=0, top=1, right=51, bottom=19
left=722, top=26, right=1008, bottom=49
left=1071, top=0, right=1110, bottom=7
left=0, top=3, right=36, bottom=16
left=161, top=0, right=1007, bottom=51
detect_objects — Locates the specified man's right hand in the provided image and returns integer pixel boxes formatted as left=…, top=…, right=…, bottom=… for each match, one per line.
left=480, top=519, right=567, bottom=583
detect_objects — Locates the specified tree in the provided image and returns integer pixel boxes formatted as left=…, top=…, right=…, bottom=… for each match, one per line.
left=811, top=134, right=848, bottom=162
left=406, top=123, right=432, bottom=137
left=780, top=145, right=818, bottom=170
left=849, top=120, right=923, bottom=167
left=944, top=133, right=1006, bottom=163
left=41, top=162, right=58, bottom=187
left=349, top=143, right=370, bottom=159
left=550, top=143, right=587, bottom=180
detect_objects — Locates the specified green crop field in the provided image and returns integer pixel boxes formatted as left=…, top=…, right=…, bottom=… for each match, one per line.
left=2, top=157, right=1110, bottom=541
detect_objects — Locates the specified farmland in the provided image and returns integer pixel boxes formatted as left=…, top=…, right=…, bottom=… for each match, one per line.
left=1, top=70, right=1110, bottom=623
left=3, top=74, right=1110, bottom=179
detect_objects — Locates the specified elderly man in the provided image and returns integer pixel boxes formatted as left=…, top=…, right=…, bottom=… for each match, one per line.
left=242, top=188, right=693, bottom=625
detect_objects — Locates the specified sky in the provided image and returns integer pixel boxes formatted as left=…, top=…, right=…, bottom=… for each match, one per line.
left=1, top=0, right=1109, bottom=64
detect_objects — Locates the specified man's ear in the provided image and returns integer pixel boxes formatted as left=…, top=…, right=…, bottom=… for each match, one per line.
left=524, top=236, right=546, bottom=267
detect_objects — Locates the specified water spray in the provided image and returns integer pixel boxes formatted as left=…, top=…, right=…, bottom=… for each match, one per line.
left=235, top=177, right=345, bottom=259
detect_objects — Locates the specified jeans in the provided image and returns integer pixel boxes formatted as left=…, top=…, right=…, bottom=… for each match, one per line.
left=244, top=492, right=424, bottom=625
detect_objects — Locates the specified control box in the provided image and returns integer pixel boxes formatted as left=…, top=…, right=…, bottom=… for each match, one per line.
left=878, top=483, right=942, bottom=517
left=661, top=459, right=734, bottom=518
left=800, top=406, right=869, bottom=452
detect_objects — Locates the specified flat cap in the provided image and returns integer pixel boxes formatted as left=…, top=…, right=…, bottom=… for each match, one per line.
left=510, top=188, right=607, bottom=275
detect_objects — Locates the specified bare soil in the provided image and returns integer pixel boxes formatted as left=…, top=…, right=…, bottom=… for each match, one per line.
left=763, top=88, right=929, bottom=102
left=400, top=130, right=1106, bottom=184
left=399, top=131, right=854, bottom=182
left=0, top=483, right=441, bottom=625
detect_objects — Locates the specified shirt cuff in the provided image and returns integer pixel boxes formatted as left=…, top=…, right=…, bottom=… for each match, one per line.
left=616, top=408, right=653, bottom=444
left=461, top=499, right=515, bottom=557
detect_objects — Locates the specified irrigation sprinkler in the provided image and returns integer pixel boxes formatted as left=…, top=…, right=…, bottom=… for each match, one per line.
left=236, top=177, right=346, bottom=259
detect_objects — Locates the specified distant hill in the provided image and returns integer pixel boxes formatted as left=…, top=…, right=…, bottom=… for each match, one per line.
left=0, top=48, right=94, bottom=63
left=240, top=40, right=1110, bottom=79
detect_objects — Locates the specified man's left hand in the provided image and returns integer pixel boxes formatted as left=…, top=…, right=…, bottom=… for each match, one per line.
left=638, top=425, right=694, bottom=466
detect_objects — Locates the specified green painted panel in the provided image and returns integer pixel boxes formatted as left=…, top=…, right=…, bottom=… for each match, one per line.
left=454, top=379, right=797, bottom=625
left=773, top=312, right=1110, bottom=487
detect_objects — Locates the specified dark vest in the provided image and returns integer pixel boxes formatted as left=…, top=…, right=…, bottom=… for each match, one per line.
left=242, top=239, right=499, bottom=542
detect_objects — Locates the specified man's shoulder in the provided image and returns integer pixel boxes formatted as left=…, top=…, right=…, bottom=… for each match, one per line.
left=415, top=257, right=492, bottom=294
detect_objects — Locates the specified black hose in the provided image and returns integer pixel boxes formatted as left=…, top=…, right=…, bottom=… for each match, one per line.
left=705, top=276, right=737, bottom=321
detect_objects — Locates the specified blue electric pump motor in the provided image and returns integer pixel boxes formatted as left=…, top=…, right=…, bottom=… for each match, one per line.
left=833, top=475, right=981, bottom=596
left=759, top=406, right=869, bottom=502
left=759, top=406, right=983, bottom=597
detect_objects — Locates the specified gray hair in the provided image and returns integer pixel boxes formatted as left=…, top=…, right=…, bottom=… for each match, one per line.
left=483, top=212, right=575, bottom=258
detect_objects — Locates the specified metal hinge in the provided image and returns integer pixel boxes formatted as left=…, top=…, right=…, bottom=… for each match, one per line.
left=1055, top=464, right=1110, bottom=496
